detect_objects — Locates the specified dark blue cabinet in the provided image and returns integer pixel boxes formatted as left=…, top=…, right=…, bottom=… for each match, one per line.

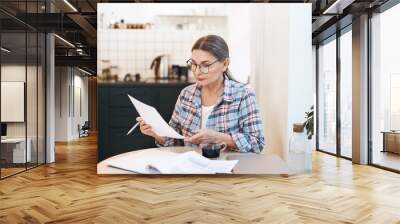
left=97, top=82, right=191, bottom=162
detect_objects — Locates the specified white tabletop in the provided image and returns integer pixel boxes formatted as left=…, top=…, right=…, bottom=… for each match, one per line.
left=97, top=146, right=290, bottom=175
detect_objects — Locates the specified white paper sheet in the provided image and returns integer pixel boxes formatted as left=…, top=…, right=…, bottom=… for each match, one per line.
left=106, top=149, right=238, bottom=174
left=128, top=94, right=184, bottom=139
left=149, top=151, right=238, bottom=174
left=179, top=151, right=238, bottom=174
left=106, top=149, right=179, bottom=174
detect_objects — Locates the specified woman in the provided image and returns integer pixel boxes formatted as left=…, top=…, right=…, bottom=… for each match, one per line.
left=137, top=35, right=265, bottom=153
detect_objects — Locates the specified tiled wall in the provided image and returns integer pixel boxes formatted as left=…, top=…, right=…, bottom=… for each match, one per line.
left=97, top=28, right=228, bottom=80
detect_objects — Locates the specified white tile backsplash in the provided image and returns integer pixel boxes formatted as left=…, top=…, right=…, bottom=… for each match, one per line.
left=98, top=29, right=228, bottom=79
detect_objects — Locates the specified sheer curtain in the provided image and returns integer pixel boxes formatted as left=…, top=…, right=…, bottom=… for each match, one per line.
left=249, top=4, right=313, bottom=160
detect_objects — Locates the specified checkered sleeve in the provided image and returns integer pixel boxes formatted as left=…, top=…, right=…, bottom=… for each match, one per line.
left=231, top=89, right=265, bottom=153
left=155, top=91, right=184, bottom=147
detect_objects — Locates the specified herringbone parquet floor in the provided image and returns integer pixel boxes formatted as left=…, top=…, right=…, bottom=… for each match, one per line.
left=1, top=134, right=400, bottom=224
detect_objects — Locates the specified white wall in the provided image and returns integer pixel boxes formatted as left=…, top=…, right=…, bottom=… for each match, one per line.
left=55, top=67, right=69, bottom=141
left=250, top=4, right=312, bottom=160
left=287, top=5, right=314, bottom=152
left=226, top=4, right=251, bottom=84
left=55, top=67, right=89, bottom=141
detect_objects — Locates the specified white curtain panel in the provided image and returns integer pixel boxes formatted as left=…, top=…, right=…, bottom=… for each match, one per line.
left=249, top=4, right=312, bottom=160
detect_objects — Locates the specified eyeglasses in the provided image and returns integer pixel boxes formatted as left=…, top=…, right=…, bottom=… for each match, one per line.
left=186, top=59, right=219, bottom=74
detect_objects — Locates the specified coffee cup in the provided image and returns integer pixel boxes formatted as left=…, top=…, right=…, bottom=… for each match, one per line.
left=200, top=142, right=227, bottom=159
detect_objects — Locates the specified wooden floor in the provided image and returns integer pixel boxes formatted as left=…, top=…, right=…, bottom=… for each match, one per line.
left=1, top=135, right=400, bottom=224
left=1, top=163, right=45, bottom=178
left=1, top=167, right=26, bottom=178
left=373, top=151, right=400, bottom=171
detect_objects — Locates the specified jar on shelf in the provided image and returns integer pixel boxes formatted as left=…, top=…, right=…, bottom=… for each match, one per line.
left=288, top=123, right=312, bottom=174
left=110, top=66, right=119, bottom=82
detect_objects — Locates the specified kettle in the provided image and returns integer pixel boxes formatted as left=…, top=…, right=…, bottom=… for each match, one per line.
left=150, top=55, right=169, bottom=79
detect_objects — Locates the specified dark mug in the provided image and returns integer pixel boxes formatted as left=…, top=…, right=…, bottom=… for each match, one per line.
left=201, top=142, right=227, bottom=159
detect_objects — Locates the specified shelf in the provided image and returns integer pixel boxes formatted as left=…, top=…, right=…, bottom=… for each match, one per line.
left=156, top=15, right=227, bottom=18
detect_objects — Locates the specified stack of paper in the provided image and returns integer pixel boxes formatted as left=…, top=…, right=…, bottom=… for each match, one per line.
left=106, top=149, right=238, bottom=174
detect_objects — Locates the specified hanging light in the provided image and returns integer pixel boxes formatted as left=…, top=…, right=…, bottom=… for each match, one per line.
left=78, top=67, right=94, bottom=76
left=54, top=34, right=75, bottom=48
left=1, top=47, right=11, bottom=53
left=63, top=0, right=78, bottom=12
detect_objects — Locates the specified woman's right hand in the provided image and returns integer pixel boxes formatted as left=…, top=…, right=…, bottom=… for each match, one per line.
left=136, top=117, right=167, bottom=145
left=136, top=117, right=156, bottom=137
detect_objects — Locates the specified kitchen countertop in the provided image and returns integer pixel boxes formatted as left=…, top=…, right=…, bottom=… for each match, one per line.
left=98, top=78, right=195, bottom=87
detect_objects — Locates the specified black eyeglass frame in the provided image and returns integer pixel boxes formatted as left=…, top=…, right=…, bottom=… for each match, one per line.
left=186, top=58, right=219, bottom=74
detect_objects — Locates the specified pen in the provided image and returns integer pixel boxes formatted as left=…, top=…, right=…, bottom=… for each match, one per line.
left=126, top=122, right=140, bottom=136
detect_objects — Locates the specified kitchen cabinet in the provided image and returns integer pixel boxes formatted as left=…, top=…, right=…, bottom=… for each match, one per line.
left=98, top=81, right=192, bottom=162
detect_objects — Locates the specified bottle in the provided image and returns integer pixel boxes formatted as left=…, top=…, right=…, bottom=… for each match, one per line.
left=288, top=123, right=312, bottom=174
left=119, top=19, right=126, bottom=29
left=109, top=12, right=116, bottom=29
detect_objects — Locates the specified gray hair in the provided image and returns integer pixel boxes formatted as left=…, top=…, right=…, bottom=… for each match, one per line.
left=191, top=35, right=241, bottom=83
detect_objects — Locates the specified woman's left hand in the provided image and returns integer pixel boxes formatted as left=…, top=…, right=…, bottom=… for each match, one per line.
left=185, top=129, right=222, bottom=145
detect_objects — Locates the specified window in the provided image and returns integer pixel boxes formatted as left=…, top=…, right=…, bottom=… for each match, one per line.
left=0, top=1, right=47, bottom=179
left=317, top=36, right=337, bottom=155
left=340, top=29, right=352, bottom=158
left=317, top=26, right=353, bottom=159
left=371, top=2, right=400, bottom=171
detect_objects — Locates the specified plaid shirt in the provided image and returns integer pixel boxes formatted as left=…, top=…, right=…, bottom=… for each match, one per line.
left=156, top=76, right=265, bottom=153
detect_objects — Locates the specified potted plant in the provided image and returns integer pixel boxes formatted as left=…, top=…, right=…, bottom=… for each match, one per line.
left=303, top=105, right=315, bottom=154
left=303, top=105, right=314, bottom=140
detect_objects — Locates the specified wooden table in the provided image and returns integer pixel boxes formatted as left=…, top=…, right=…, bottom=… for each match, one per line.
left=1, top=138, right=32, bottom=164
left=381, top=131, right=400, bottom=154
left=97, top=146, right=290, bottom=175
